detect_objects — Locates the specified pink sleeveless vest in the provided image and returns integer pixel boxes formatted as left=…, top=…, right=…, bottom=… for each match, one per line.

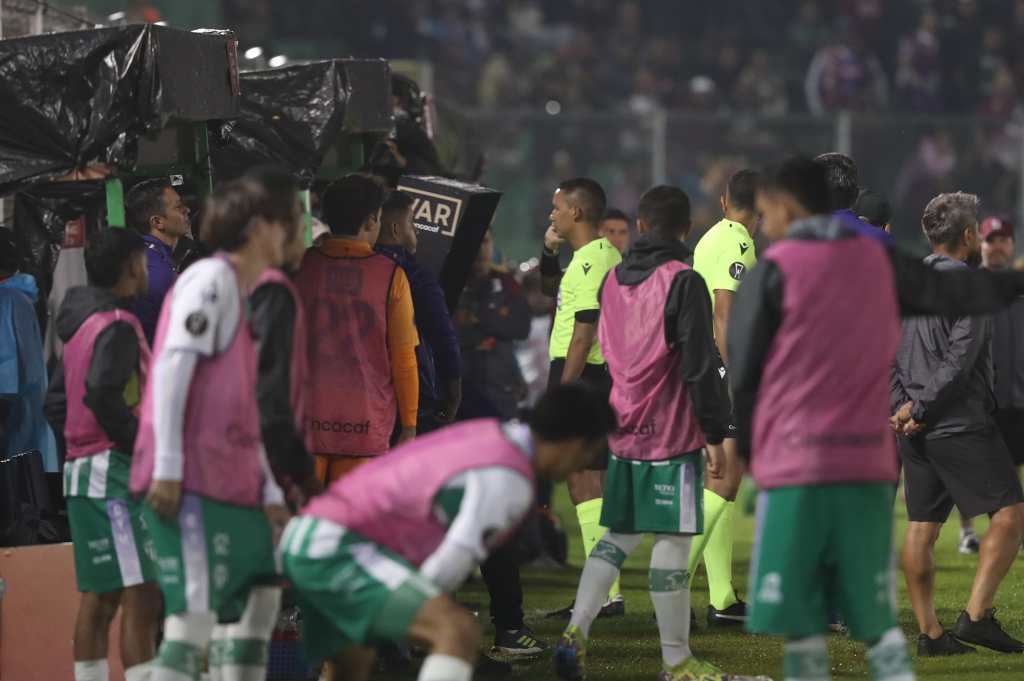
left=254, top=268, right=311, bottom=451
left=752, top=237, right=901, bottom=489
left=130, top=257, right=266, bottom=507
left=303, top=419, right=536, bottom=566
left=599, top=261, right=705, bottom=461
left=295, top=248, right=398, bottom=457
left=64, top=309, right=150, bottom=460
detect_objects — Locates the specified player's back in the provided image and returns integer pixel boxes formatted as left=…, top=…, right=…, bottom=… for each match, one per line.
left=752, top=219, right=901, bottom=489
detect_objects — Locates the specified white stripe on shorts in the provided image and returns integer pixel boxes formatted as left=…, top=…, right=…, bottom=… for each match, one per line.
left=350, top=542, right=411, bottom=590
left=107, top=498, right=144, bottom=586
left=88, top=451, right=110, bottom=498
left=306, top=519, right=345, bottom=559
left=69, top=458, right=82, bottom=497
left=179, top=494, right=210, bottom=613
left=679, top=458, right=696, bottom=534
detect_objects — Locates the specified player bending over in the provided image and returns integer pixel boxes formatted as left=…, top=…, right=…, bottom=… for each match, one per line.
left=280, top=383, right=616, bottom=681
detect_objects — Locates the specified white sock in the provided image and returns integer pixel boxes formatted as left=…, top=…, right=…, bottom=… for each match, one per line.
left=867, top=628, right=915, bottom=681
left=418, top=653, right=473, bottom=681
left=568, top=532, right=642, bottom=637
left=74, top=659, right=109, bottom=681
left=124, top=662, right=152, bottom=681
left=151, top=612, right=217, bottom=681
left=209, top=587, right=281, bottom=681
left=649, top=534, right=692, bottom=668
left=784, top=636, right=830, bottom=681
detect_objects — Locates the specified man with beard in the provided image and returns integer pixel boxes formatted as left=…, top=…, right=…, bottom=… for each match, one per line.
left=891, top=193, right=1024, bottom=655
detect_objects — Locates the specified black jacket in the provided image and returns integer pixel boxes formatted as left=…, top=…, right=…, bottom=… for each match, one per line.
left=250, top=280, right=314, bottom=486
left=601, top=235, right=731, bottom=445
left=729, top=216, right=1024, bottom=460
left=891, top=254, right=994, bottom=438
left=45, top=287, right=140, bottom=455
left=991, top=294, right=1024, bottom=411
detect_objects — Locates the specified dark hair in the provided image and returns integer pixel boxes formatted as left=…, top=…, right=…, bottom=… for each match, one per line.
left=602, top=208, right=630, bottom=223
left=853, top=188, right=891, bottom=229
left=125, top=178, right=172, bottom=234
left=322, top=174, right=388, bottom=236
left=557, top=177, right=607, bottom=225
left=381, top=189, right=414, bottom=224
left=527, top=382, right=617, bottom=443
left=921, top=192, right=979, bottom=248
left=637, top=185, right=691, bottom=239
left=813, top=152, right=859, bottom=210
left=726, top=169, right=759, bottom=213
left=85, top=229, right=147, bottom=288
left=199, top=166, right=299, bottom=252
left=759, top=156, right=832, bottom=216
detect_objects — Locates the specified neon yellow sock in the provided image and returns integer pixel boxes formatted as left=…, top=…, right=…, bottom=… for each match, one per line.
left=687, top=488, right=728, bottom=577
left=576, top=498, right=621, bottom=600
left=705, top=500, right=737, bottom=610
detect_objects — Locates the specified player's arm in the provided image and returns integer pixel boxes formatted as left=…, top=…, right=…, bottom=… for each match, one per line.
left=387, top=268, right=419, bottom=443
left=712, top=290, right=733, bottom=365
left=84, top=321, right=141, bottom=455
left=907, top=315, right=989, bottom=427
left=726, top=260, right=784, bottom=462
left=666, top=269, right=730, bottom=444
left=562, top=315, right=597, bottom=383
left=540, top=226, right=564, bottom=297
left=420, top=468, right=533, bottom=592
left=250, top=283, right=315, bottom=491
left=890, top=248, right=1024, bottom=316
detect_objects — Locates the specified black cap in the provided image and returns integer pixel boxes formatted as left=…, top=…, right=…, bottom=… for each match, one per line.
left=853, top=189, right=891, bottom=229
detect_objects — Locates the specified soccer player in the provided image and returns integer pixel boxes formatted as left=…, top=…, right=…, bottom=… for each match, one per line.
left=541, top=178, right=624, bottom=617
left=690, top=168, right=759, bottom=626
left=814, top=152, right=893, bottom=246
left=46, top=229, right=159, bottom=681
left=853, top=189, right=892, bottom=233
left=731, top=158, right=1024, bottom=681
left=553, top=186, right=766, bottom=681
left=891, top=194, right=1023, bottom=655
left=130, top=171, right=301, bottom=681
left=280, top=383, right=617, bottom=681
left=599, top=208, right=631, bottom=255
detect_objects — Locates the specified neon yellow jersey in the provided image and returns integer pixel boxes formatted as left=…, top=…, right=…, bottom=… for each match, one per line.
left=549, top=237, right=622, bottom=364
left=692, top=218, right=757, bottom=311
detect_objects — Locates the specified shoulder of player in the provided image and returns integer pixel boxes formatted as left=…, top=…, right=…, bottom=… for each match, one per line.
left=171, top=258, right=238, bottom=312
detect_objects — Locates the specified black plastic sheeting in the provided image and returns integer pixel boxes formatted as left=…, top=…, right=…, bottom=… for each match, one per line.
left=12, top=181, right=107, bottom=328
left=210, top=60, right=349, bottom=187
left=0, top=25, right=238, bottom=196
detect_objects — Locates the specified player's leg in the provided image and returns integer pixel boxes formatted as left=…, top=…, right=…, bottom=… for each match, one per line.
left=321, top=647, right=378, bottom=681
left=569, top=469, right=619, bottom=601
left=73, top=590, right=121, bottom=681
left=208, top=586, right=282, bottom=681
left=120, top=582, right=162, bottom=680
left=481, top=541, right=544, bottom=656
left=699, top=438, right=746, bottom=624
left=958, top=512, right=980, bottom=555
left=831, top=484, right=914, bottom=681
left=406, top=596, right=480, bottom=681
left=901, top=521, right=944, bottom=638
left=923, top=431, right=1024, bottom=651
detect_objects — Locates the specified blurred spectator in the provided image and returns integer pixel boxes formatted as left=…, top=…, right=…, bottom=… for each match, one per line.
left=515, top=267, right=553, bottom=408
left=733, top=50, right=789, bottom=115
left=896, top=9, right=942, bottom=112
left=599, top=209, right=631, bottom=255
left=805, top=29, right=889, bottom=114
left=0, top=231, right=57, bottom=469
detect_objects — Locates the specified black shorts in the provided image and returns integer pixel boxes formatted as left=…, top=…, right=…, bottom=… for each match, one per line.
left=994, top=408, right=1024, bottom=465
left=548, top=359, right=612, bottom=470
left=900, top=429, right=1024, bottom=523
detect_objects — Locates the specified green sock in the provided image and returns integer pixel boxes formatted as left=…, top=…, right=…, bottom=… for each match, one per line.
left=576, top=499, right=621, bottom=600
left=706, top=500, right=738, bottom=610
left=687, top=488, right=728, bottom=577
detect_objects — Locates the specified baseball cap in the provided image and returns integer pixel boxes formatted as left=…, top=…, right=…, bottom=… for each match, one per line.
left=853, top=189, right=891, bottom=229
left=979, top=215, right=1014, bottom=240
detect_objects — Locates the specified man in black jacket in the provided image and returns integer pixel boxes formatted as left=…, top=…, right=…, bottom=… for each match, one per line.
left=891, top=192, right=1024, bottom=656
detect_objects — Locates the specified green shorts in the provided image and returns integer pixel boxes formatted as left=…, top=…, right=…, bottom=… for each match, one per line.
left=143, top=493, right=278, bottom=624
left=67, top=496, right=157, bottom=594
left=747, top=483, right=897, bottom=641
left=280, top=516, right=439, bottom=664
left=601, top=452, right=704, bottom=535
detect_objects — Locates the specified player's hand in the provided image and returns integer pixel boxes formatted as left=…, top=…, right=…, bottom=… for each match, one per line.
left=397, top=427, right=417, bottom=446
left=146, top=479, right=183, bottom=520
left=265, top=504, right=292, bottom=547
left=890, top=401, right=913, bottom=432
left=544, top=224, right=564, bottom=252
left=706, top=443, right=726, bottom=479
left=901, top=418, right=924, bottom=437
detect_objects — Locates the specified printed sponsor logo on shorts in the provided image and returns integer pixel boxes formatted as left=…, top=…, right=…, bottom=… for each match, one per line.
left=213, top=563, right=229, bottom=590
left=213, top=533, right=231, bottom=557
left=757, top=572, right=783, bottom=604
left=618, top=421, right=657, bottom=436
left=92, top=555, right=113, bottom=565
left=88, top=538, right=111, bottom=552
left=311, top=419, right=372, bottom=434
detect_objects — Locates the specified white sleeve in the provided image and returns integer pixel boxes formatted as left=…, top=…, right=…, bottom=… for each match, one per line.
left=259, top=445, right=285, bottom=506
left=161, top=259, right=239, bottom=357
left=152, top=350, right=197, bottom=481
left=419, top=468, right=534, bottom=592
